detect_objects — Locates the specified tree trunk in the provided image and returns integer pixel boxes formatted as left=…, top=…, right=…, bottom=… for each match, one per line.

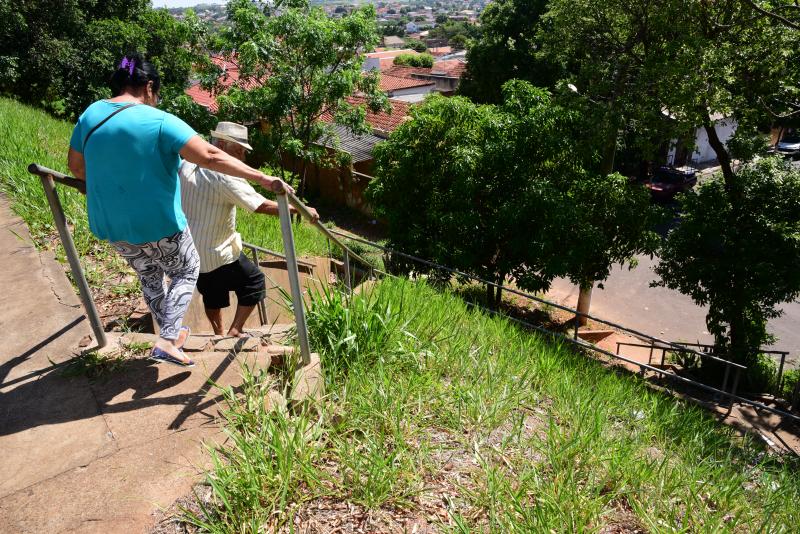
left=486, top=283, right=496, bottom=309
left=576, top=282, right=593, bottom=327
left=702, top=122, right=735, bottom=189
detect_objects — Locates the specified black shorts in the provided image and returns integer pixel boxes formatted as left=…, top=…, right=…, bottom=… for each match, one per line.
left=196, top=253, right=266, bottom=309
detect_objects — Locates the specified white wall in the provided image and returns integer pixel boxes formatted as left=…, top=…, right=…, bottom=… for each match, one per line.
left=691, top=117, right=738, bottom=164
left=388, top=84, right=436, bottom=98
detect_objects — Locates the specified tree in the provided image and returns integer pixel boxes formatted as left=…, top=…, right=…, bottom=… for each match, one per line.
left=459, top=0, right=560, bottom=104
left=393, top=53, right=434, bottom=68
left=0, top=0, right=197, bottom=119
left=655, top=158, right=800, bottom=372
left=370, top=81, right=658, bottom=308
left=435, top=14, right=448, bottom=24
left=428, top=20, right=481, bottom=42
left=208, top=0, right=388, bottom=199
left=405, top=38, right=428, bottom=52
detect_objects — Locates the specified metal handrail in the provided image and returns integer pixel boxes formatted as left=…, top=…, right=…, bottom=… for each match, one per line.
left=284, top=190, right=374, bottom=271
left=25, top=164, right=800, bottom=425
left=613, top=341, right=747, bottom=369
left=27, top=164, right=106, bottom=348
left=306, top=227, right=800, bottom=424
left=327, top=228, right=749, bottom=371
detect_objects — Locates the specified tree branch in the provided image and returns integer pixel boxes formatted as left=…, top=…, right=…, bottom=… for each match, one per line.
left=744, top=0, right=800, bottom=30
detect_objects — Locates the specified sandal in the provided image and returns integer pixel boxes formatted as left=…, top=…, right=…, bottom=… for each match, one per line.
left=149, top=346, right=195, bottom=368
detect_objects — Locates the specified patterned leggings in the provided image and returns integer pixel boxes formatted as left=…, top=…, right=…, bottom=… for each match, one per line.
left=111, top=228, right=200, bottom=340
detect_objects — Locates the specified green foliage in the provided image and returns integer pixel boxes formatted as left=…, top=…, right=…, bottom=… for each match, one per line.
left=306, top=283, right=408, bottom=379
left=656, top=158, right=800, bottom=368
left=209, top=0, right=388, bottom=198
left=0, top=1, right=202, bottom=119
left=404, top=38, right=427, bottom=52
left=370, top=80, right=660, bottom=303
left=781, top=369, right=800, bottom=400
left=363, top=84, right=538, bottom=299
left=561, top=172, right=662, bottom=287
left=392, top=53, right=434, bottom=68
left=459, top=0, right=560, bottom=103
left=190, top=277, right=800, bottom=531
left=428, top=20, right=481, bottom=43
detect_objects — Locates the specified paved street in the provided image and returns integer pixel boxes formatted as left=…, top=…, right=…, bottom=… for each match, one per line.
left=546, top=253, right=800, bottom=366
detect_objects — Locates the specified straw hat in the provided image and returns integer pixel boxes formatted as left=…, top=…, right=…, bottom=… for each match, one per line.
left=210, top=121, right=253, bottom=151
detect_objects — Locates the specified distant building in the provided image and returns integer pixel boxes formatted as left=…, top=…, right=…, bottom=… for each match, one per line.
left=362, top=49, right=420, bottom=71
left=382, top=35, right=405, bottom=49
left=666, top=114, right=738, bottom=166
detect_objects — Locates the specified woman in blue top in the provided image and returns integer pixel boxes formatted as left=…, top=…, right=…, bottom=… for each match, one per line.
left=68, top=54, right=289, bottom=367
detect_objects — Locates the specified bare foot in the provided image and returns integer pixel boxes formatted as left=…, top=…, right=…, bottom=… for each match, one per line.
left=176, top=326, right=190, bottom=349
left=154, top=338, right=192, bottom=364
left=226, top=328, right=251, bottom=338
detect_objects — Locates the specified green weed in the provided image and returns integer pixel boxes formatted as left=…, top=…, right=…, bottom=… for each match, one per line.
left=189, top=278, right=800, bottom=532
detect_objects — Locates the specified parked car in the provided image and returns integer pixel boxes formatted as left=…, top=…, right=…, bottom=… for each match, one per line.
left=645, top=165, right=698, bottom=200
left=776, top=133, right=800, bottom=159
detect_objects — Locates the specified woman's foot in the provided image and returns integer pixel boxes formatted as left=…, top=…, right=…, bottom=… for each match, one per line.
left=176, top=326, right=190, bottom=349
left=152, top=337, right=194, bottom=366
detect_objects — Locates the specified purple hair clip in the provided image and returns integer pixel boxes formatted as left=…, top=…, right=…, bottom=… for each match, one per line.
left=120, top=57, right=135, bottom=76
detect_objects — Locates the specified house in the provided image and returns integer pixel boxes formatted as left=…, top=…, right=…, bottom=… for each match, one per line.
left=382, top=35, right=405, bottom=49
left=379, top=74, right=436, bottom=101
left=184, top=56, right=260, bottom=113
left=428, top=46, right=453, bottom=57
left=666, top=114, right=738, bottom=167
left=183, top=56, right=418, bottom=214
left=381, top=59, right=467, bottom=94
left=362, top=49, right=420, bottom=71
left=300, top=97, right=414, bottom=213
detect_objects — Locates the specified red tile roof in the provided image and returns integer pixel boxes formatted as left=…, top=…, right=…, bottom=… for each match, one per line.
left=365, top=48, right=418, bottom=59
left=381, top=65, right=433, bottom=78
left=186, top=83, right=220, bottom=113
left=428, top=46, right=453, bottom=57
left=379, top=74, right=435, bottom=92
left=431, top=59, right=467, bottom=78
left=321, top=96, right=413, bottom=135
left=184, top=56, right=261, bottom=113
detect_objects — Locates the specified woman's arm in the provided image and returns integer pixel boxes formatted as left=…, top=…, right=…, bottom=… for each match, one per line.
left=67, top=148, right=86, bottom=181
left=179, top=136, right=291, bottom=193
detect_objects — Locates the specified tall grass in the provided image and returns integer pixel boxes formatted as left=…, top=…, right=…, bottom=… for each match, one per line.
left=192, top=277, right=800, bottom=532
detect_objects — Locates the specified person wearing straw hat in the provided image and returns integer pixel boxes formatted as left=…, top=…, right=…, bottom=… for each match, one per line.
left=179, top=121, right=319, bottom=338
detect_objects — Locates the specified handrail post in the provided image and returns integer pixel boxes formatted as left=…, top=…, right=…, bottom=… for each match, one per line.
left=38, top=174, right=107, bottom=349
left=276, top=192, right=311, bottom=365
left=343, top=250, right=352, bottom=296
left=245, top=244, right=268, bottom=326
left=776, top=352, right=787, bottom=395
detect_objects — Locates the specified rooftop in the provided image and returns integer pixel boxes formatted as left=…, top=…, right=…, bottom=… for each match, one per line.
left=317, top=124, right=384, bottom=163
left=379, top=74, right=436, bottom=92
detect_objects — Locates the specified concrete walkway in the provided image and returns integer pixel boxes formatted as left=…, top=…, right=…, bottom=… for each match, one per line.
left=0, top=196, right=273, bottom=533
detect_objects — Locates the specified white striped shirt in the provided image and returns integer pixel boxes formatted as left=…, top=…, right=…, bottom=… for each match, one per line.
left=179, top=162, right=267, bottom=273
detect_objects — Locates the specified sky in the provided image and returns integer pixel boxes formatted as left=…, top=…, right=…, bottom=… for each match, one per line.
left=153, top=0, right=227, bottom=8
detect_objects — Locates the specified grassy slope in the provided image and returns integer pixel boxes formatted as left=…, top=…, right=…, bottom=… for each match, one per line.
left=4, top=98, right=798, bottom=531
left=196, top=277, right=799, bottom=533
left=0, top=97, right=328, bottom=268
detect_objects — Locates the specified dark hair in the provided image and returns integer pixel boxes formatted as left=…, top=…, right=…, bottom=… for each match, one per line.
left=109, top=53, right=161, bottom=96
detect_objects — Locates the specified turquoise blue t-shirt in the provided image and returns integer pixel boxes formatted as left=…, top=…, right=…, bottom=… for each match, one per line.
left=69, top=101, right=197, bottom=244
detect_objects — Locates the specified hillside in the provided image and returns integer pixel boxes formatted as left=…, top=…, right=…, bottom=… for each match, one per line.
left=1, top=97, right=799, bottom=532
